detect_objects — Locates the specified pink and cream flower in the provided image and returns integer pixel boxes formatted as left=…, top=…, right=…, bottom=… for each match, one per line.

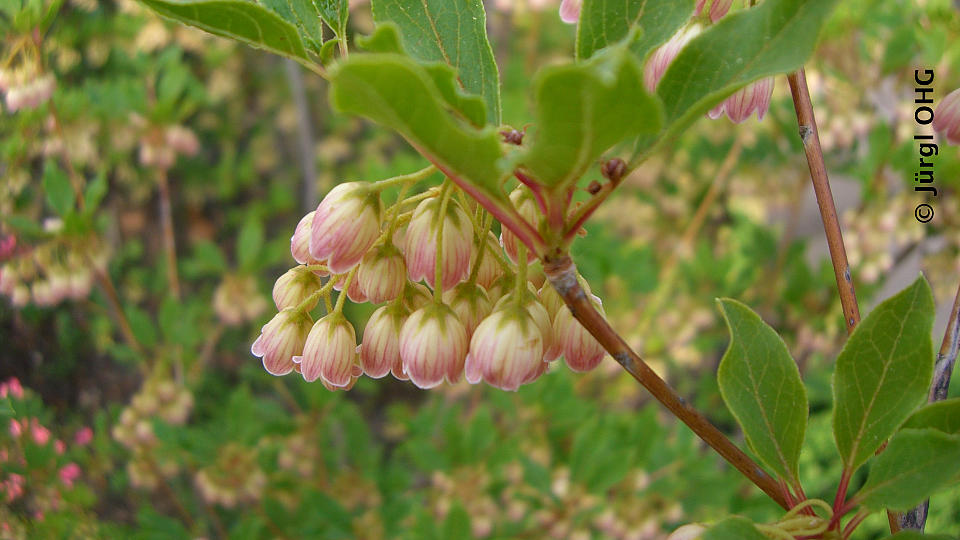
left=309, top=182, right=383, bottom=273
left=251, top=308, right=313, bottom=376
left=404, top=198, right=474, bottom=291
left=295, top=312, right=357, bottom=386
left=358, top=242, right=407, bottom=304
left=399, top=303, right=468, bottom=388
left=272, top=266, right=322, bottom=310
left=465, top=305, right=544, bottom=391
left=360, top=302, right=407, bottom=379
left=554, top=294, right=607, bottom=372
left=708, top=77, right=774, bottom=123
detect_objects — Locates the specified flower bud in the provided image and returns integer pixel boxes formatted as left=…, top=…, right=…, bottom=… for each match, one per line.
left=402, top=282, right=432, bottom=311
left=559, top=0, right=581, bottom=23
left=333, top=272, right=367, bottom=303
left=251, top=308, right=313, bottom=376
left=472, top=232, right=505, bottom=289
left=272, top=266, right=323, bottom=310
left=291, top=211, right=320, bottom=265
left=501, top=187, right=539, bottom=265
left=399, top=303, right=468, bottom=388
left=538, top=283, right=564, bottom=321
left=554, top=294, right=606, bottom=372
left=405, top=197, right=474, bottom=291
left=442, top=282, right=492, bottom=339
left=934, top=87, right=960, bottom=145
left=708, top=77, right=774, bottom=123
left=644, top=26, right=700, bottom=93
left=494, top=291, right=557, bottom=362
left=295, top=312, right=357, bottom=386
left=695, top=0, right=732, bottom=22
left=309, top=182, right=383, bottom=273
left=358, top=242, right=406, bottom=304
left=360, top=302, right=406, bottom=378
left=465, top=305, right=543, bottom=391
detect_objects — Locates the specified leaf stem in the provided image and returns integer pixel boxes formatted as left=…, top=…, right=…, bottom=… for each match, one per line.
left=373, top=165, right=438, bottom=191
left=543, top=253, right=789, bottom=510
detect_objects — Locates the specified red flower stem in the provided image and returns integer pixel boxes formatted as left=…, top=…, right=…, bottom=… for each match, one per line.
left=543, top=254, right=789, bottom=510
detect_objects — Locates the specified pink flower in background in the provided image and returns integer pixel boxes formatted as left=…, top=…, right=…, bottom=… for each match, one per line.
left=9, top=419, right=22, bottom=438
left=933, top=87, right=960, bottom=145
left=74, top=426, right=93, bottom=446
left=0, top=378, right=23, bottom=399
left=59, top=463, right=81, bottom=487
left=31, top=421, right=51, bottom=445
left=644, top=26, right=700, bottom=92
left=559, top=0, right=581, bottom=23
left=54, top=439, right=66, bottom=454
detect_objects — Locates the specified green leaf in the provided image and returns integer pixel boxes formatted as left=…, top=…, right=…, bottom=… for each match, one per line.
left=636, top=0, right=838, bottom=156
left=855, top=428, right=960, bottom=511
left=576, top=0, right=695, bottom=61
left=259, top=0, right=346, bottom=53
left=313, top=0, right=347, bottom=33
left=700, top=517, right=768, bottom=540
left=83, top=173, right=108, bottom=212
left=903, top=398, right=960, bottom=435
left=518, top=46, right=663, bottom=190
left=139, top=0, right=310, bottom=62
left=125, top=304, right=157, bottom=349
left=833, top=276, right=935, bottom=472
left=717, top=298, right=807, bottom=485
left=236, top=217, right=264, bottom=270
left=329, top=53, right=508, bottom=205
left=0, top=397, right=13, bottom=418
left=43, top=163, right=74, bottom=217
left=372, top=0, right=501, bottom=123
left=441, top=502, right=471, bottom=539
left=890, top=526, right=956, bottom=540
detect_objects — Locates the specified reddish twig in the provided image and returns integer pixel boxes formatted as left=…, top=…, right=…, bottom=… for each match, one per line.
left=786, top=69, right=861, bottom=333
left=899, top=281, right=960, bottom=530
left=543, top=254, right=789, bottom=510
left=156, top=169, right=181, bottom=299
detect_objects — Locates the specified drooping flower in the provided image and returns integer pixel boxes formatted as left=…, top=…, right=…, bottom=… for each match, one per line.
left=708, top=77, right=774, bottom=123
left=309, top=182, right=383, bottom=273
left=695, top=0, right=732, bottom=22
left=251, top=308, right=313, bottom=376
left=554, top=294, right=607, bottom=372
left=465, top=305, right=543, bottom=391
left=559, top=0, right=581, bottom=23
left=404, top=197, right=474, bottom=291
left=360, top=302, right=407, bottom=379
left=442, top=282, right=492, bottom=339
left=399, top=303, right=468, bottom=388
left=272, top=266, right=322, bottom=310
left=290, top=211, right=319, bottom=265
left=296, top=312, right=357, bottom=386
left=494, top=290, right=557, bottom=362
left=358, top=242, right=407, bottom=304
left=934, top=87, right=960, bottom=145
left=667, top=524, right=706, bottom=540
left=472, top=232, right=505, bottom=289
left=644, top=26, right=700, bottom=93
left=500, top=187, right=540, bottom=265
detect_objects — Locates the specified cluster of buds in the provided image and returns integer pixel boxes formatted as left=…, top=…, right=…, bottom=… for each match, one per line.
left=0, top=235, right=105, bottom=308
left=112, top=376, right=193, bottom=489
left=0, top=65, right=55, bottom=113
left=253, top=174, right=609, bottom=393
left=1, top=379, right=90, bottom=519
left=131, top=116, right=200, bottom=170
left=212, top=273, right=268, bottom=326
left=194, top=443, right=266, bottom=508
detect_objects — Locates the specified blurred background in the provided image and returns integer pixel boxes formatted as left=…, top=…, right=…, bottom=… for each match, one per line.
left=1, top=0, right=959, bottom=537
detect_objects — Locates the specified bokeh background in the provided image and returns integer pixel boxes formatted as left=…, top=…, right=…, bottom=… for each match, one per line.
left=2, top=0, right=960, bottom=537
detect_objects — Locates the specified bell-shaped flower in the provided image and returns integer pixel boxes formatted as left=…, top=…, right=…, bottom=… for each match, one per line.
left=559, top=0, right=581, bottom=23
left=554, top=294, right=607, bottom=372
left=442, top=282, right=492, bottom=339
left=399, top=302, right=468, bottom=388
left=494, top=290, right=557, bottom=362
left=695, top=0, right=732, bottom=22
left=500, top=187, right=540, bottom=265
left=251, top=308, right=313, bottom=376
left=667, top=524, right=706, bottom=540
left=290, top=211, right=319, bottom=265
left=358, top=242, right=407, bottom=304
left=644, top=26, right=700, bottom=93
left=295, top=312, right=357, bottom=386
left=472, top=232, right=505, bottom=289
left=934, top=87, right=960, bottom=145
left=272, top=266, right=322, bottom=310
left=404, top=197, right=474, bottom=291
left=465, top=305, right=543, bottom=391
left=333, top=273, right=368, bottom=303
left=708, top=78, right=774, bottom=123
left=309, top=182, right=383, bottom=274
left=360, top=302, right=406, bottom=379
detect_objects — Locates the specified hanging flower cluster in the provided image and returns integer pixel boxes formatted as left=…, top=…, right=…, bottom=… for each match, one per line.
left=252, top=169, right=608, bottom=392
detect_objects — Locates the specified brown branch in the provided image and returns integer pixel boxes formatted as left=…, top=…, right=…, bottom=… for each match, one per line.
left=786, top=69, right=861, bottom=334
left=543, top=254, right=789, bottom=510
left=898, top=281, right=960, bottom=531
left=156, top=169, right=181, bottom=299
left=89, top=259, right=145, bottom=355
